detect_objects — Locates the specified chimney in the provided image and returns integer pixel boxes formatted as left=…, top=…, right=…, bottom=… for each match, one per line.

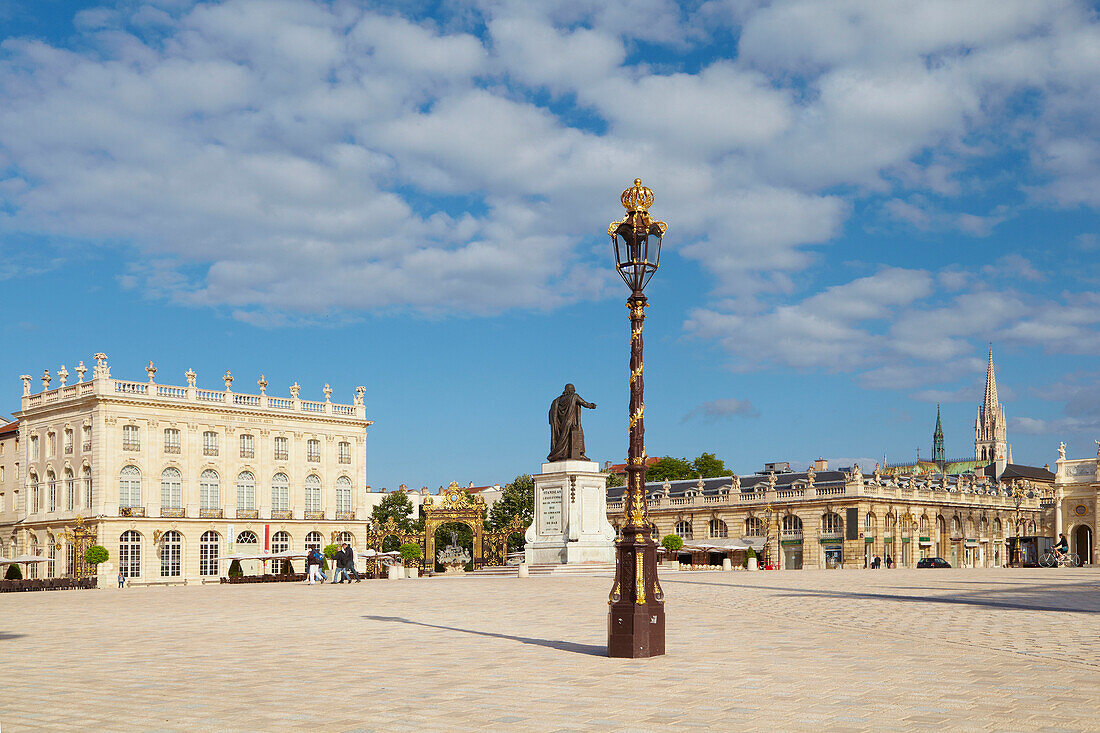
left=814, top=458, right=829, bottom=471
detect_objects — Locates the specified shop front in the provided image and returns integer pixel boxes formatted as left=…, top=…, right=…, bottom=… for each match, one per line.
left=822, top=542, right=843, bottom=569
left=782, top=539, right=803, bottom=570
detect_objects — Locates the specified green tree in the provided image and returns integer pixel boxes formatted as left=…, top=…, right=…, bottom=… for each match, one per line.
left=661, top=534, right=684, bottom=552
left=604, top=472, right=625, bottom=488
left=84, top=545, right=109, bottom=566
left=692, top=452, right=729, bottom=478
left=5, top=563, right=22, bottom=580
left=370, top=491, right=416, bottom=532
left=488, top=475, right=534, bottom=531
left=646, top=456, right=695, bottom=482
left=399, top=543, right=422, bottom=562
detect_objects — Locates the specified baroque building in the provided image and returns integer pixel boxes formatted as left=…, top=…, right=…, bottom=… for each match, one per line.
left=607, top=460, right=1045, bottom=570
left=1051, top=444, right=1098, bottom=565
left=0, top=354, right=380, bottom=584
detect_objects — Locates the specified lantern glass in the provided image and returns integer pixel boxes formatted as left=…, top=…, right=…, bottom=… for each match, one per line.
left=613, top=223, right=662, bottom=292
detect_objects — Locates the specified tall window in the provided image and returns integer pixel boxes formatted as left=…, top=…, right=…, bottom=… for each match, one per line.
left=272, top=530, right=291, bottom=573
left=83, top=466, right=93, bottom=509
left=304, top=531, right=323, bottom=552
left=47, top=470, right=57, bottom=512
left=709, top=518, right=728, bottom=538
left=161, top=468, right=182, bottom=509
left=119, top=466, right=141, bottom=508
left=782, top=514, right=803, bottom=535
left=271, top=473, right=289, bottom=512
left=674, top=520, right=693, bottom=540
left=336, top=476, right=352, bottom=514
left=236, top=471, right=256, bottom=510
left=46, top=431, right=56, bottom=458
left=27, top=536, right=39, bottom=578
left=29, top=473, right=39, bottom=513
left=745, top=517, right=764, bottom=536
left=885, top=514, right=895, bottom=535
left=307, top=439, right=320, bottom=462
left=199, top=531, right=220, bottom=576
left=200, top=470, right=220, bottom=510
left=304, top=475, right=321, bottom=513
left=920, top=516, right=930, bottom=534
left=335, top=531, right=354, bottom=545
left=64, top=428, right=73, bottom=454
left=822, top=513, right=842, bottom=535
left=865, top=512, right=875, bottom=533
left=119, top=530, right=141, bottom=577
left=65, top=541, right=74, bottom=576
left=164, top=428, right=181, bottom=454
left=160, top=530, right=182, bottom=577
left=82, top=425, right=91, bottom=452
left=274, top=436, right=288, bottom=461
left=65, top=468, right=75, bottom=510
left=47, top=534, right=56, bottom=578
left=203, top=431, right=218, bottom=456
left=30, top=435, right=39, bottom=460
left=122, top=425, right=140, bottom=451
left=240, top=433, right=254, bottom=458
left=338, top=441, right=351, bottom=464
left=951, top=517, right=961, bottom=537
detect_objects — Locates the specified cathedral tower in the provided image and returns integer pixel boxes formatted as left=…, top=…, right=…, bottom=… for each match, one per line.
left=932, top=404, right=945, bottom=472
left=974, top=346, right=1009, bottom=474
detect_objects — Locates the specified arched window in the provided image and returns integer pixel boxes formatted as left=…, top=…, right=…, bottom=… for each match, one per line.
left=994, top=517, right=1002, bottom=537
left=65, top=540, right=74, bottom=576
left=334, top=530, right=354, bottom=545
left=951, top=517, right=962, bottom=537
left=271, top=530, right=291, bottom=573
left=27, top=536, right=39, bottom=578
left=305, top=531, right=323, bottom=552
left=30, top=473, right=40, bottom=513
left=82, top=466, right=93, bottom=509
left=47, top=534, right=56, bottom=578
left=865, top=512, right=875, bottom=533
left=745, top=517, right=765, bottom=537
left=937, top=516, right=947, bottom=537
left=304, top=475, right=321, bottom=514
left=119, top=466, right=141, bottom=508
left=782, top=515, right=803, bottom=535
left=919, top=515, right=929, bottom=534
left=674, top=521, right=692, bottom=540
left=236, top=531, right=258, bottom=546
left=236, top=471, right=256, bottom=510
left=47, top=470, right=57, bottom=512
left=199, top=531, right=220, bottom=576
left=161, top=468, right=182, bottom=509
left=709, top=519, right=728, bottom=538
left=160, top=530, right=182, bottom=577
left=271, top=473, right=289, bottom=512
left=822, top=513, right=842, bottom=536
left=200, top=470, right=219, bottom=510
left=966, top=518, right=975, bottom=537
left=65, top=468, right=75, bottom=510
left=336, top=476, right=352, bottom=514
left=119, top=530, right=141, bottom=577
left=884, top=514, right=895, bottom=535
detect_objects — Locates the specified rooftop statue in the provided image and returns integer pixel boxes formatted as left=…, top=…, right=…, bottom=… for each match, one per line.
left=547, top=384, right=596, bottom=462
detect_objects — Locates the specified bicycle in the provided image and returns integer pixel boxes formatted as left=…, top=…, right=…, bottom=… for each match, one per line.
left=1038, top=550, right=1080, bottom=567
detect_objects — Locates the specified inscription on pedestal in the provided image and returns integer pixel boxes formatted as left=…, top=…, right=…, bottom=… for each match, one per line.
left=541, top=487, right=563, bottom=535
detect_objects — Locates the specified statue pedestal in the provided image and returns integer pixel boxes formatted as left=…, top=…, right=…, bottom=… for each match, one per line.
left=525, top=460, right=616, bottom=565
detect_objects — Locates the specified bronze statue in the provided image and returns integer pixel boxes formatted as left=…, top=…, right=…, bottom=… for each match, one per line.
left=548, top=384, right=596, bottom=462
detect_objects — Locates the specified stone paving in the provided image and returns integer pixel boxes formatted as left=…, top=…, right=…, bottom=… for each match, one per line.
left=2, top=567, right=1099, bottom=732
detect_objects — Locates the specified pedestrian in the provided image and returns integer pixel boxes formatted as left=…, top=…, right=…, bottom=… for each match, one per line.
left=886, top=554, right=893, bottom=569
left=118, top=570, right=125, bottom=589
left=344, top=543, right=362, bottom=583
left=874, top=554, right=881, bottom=569
left=307, top=548, right=323, bottom=585
left=333, top=545, right=348, bottom=584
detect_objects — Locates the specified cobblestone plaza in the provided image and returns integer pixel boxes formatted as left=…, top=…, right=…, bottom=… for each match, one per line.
left=2, top=568, right=1099, bottom=731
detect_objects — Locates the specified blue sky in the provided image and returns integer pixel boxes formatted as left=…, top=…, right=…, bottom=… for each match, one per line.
left=2, top=0, right=1099, bottom=489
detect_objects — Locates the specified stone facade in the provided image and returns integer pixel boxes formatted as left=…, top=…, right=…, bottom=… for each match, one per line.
left=607, top=463, right=1046, bottom=570
left=0, top=353, right=409, bottom=584
left=1051, top=447, right=1098, bottom=565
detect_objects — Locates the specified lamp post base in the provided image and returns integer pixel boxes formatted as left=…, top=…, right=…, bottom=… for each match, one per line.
left=607, top=535, right=665, bottom=658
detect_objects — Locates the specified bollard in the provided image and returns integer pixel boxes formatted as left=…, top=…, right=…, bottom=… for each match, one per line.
left=406, top=567, right=419, bottom=579
left=747, top=557, right=758, bottom=571
left=517, top=563, right=529, bottom=578
left=722, top=558, right=732, bottom=571
left=386, top=564, right=403, bottom=580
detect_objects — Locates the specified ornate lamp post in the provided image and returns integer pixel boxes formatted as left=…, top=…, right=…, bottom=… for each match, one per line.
left=764, top=505, right=774, bottom=569
left=607, top=178, right=667, bottom=658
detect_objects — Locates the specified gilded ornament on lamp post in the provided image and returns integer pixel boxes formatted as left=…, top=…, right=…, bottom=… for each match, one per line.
left=606, top=178, right=667, bottom=658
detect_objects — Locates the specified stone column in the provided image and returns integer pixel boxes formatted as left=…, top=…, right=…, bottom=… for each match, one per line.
left=1054, top=487, right=1064, bottom=538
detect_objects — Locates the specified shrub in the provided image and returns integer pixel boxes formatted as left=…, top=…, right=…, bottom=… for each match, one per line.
left=323, top=543, right=341, bottom=559
left=5, top=564, right=22, bottom=580
left=399, top=543, right=422, bottom=561
left=661, top=534, right=684, bottom=552
left=84, top=545, right=109, bottom=565
left=228, top=559, right=243, bottom=577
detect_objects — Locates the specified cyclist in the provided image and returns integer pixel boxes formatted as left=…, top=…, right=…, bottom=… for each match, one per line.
left=1054, top=533, right=1069, bottom=560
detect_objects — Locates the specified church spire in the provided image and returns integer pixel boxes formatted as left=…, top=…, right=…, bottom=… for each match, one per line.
left=983, top=344, right=998, bottom=412
left=932, top=404, right=945, bottom=470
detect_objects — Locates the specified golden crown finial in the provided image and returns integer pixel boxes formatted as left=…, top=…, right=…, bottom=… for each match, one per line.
left=621, top=178, right=654, bottom=212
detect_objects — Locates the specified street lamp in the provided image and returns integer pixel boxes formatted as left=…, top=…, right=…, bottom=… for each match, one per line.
left=607, top=178, right=667, bottom=659
left=764, top=505, right=774, bottom=570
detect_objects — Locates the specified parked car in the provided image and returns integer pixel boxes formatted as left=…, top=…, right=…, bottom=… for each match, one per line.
left=917, top=557, right=951, bottom=568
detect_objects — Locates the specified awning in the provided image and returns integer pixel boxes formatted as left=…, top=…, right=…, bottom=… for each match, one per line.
left=682, top=537, right=766, bottom=552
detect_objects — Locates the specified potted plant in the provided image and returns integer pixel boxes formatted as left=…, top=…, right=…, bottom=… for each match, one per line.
left=660, top=534, right=684, bottom=569
left=5, top=563, right=21, bottom=580
left=228, top=559, right=243, bottom=580
left=746, top=546, right=758, bottom=571
left=323, top=543, right=340, bottom=582
left=399, top=543, right=422, bottom=578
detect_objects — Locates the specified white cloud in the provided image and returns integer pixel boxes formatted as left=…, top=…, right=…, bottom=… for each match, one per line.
left=682, top=397, right=759, bottom=422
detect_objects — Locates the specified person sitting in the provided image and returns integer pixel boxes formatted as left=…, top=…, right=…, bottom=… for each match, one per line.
left=1054, top=533, right=1069, bottom=558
